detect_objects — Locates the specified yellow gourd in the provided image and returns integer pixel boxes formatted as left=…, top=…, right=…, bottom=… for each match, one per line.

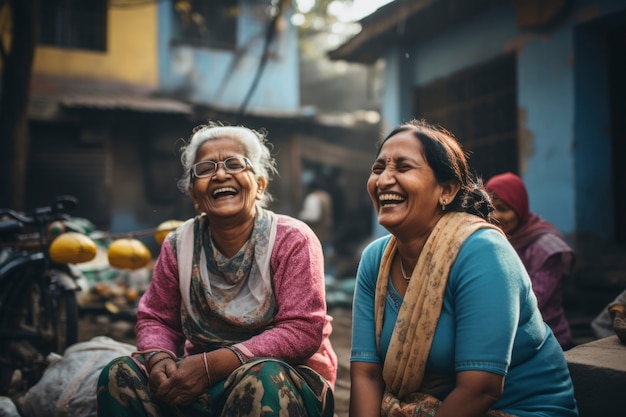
left=107, top=238, right=151, bottom=270
left=154, top=220, right=184, bottom=245
left=49, top=232, right=98, bottom=264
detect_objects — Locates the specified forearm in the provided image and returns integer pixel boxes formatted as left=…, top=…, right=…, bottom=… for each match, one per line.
left=435, top=371, right=503, bottom=417
left=435, top=388, right=498, bottom=417
left=136, top=319, right=183, bottom=353
left=205, top=348, right=243, bottom=383
left=237, top=314, right=325, bottom=361
left=349, top=363, right=384, bottom=417
left=136, top=239, right=185, bottom=352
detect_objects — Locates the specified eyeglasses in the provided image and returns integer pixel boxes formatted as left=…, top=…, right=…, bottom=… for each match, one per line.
left=192, top=156, right=254, bottom=178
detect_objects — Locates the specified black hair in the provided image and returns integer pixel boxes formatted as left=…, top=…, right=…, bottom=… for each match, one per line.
left=376, top=119, right=494, bottom=220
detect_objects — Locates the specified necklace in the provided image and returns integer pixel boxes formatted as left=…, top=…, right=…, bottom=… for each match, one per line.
left=399, top=259, right=411, bottom=282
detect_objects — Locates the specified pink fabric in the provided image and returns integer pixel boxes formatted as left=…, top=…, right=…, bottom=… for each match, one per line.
left=507, top=214, right=563, bottom=252
left=518, top=234, right=574, bottom=347
left=135, top=214, right=338, bottom=388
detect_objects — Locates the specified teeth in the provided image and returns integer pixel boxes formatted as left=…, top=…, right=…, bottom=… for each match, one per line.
left=379, top=194, right=405, bottom=201
left=379, top=193, right=405, bottom=206
left=212, top=187, right=237, bottom=197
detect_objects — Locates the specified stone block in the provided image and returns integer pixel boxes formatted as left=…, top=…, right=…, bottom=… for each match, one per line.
left=565, top=335, right=626, bottom=417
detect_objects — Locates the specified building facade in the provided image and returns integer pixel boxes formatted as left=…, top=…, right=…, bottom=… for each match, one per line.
left=330, top=0, right=626, bottom=308
left=23, top=0, right=378, bottom=272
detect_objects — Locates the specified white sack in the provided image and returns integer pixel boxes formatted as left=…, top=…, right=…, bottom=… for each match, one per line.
left=17, top=337, right=135, bottom=417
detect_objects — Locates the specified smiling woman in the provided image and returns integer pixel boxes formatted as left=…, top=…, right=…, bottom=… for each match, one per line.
left=349, top=119, right=578, bottom=417
left=96, top=122, right=338, bottom=417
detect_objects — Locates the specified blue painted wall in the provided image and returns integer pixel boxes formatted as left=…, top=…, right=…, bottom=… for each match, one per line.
left=574, top=16, right=615, bottom=239
left=157, top=0, right=300, bottom=114
left=517, top=27, right=576, bottom=236
left=376, top=0, right=626, bottom=241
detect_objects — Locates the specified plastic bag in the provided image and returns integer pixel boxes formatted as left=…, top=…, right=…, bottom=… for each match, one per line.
left=0, top=396, right=21, bottom=417
left=17, top=337, right=135, bottom=417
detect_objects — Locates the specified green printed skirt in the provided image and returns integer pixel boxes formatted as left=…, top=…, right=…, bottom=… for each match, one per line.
left=97, top=356, right=334, bottom=417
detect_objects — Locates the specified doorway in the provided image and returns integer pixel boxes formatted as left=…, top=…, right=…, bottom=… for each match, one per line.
left=609, top=26, right=626, bottom=244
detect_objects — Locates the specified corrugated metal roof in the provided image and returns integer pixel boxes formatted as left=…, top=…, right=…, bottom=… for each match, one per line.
left=59, top=94, right=192, bottom=114
left=28, top=93, right=193, bottom=120
left=29, top=95, right=63, bottom=120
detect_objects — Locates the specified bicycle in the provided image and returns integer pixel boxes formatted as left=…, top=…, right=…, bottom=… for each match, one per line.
left=0, top=195, right=95, bottom=395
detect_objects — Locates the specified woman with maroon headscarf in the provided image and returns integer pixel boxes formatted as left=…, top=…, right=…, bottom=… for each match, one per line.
left=486, top=172, right=574, bottom=349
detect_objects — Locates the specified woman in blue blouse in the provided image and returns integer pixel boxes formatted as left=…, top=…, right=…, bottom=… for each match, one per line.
left=350, top=119, right=578, bottom=417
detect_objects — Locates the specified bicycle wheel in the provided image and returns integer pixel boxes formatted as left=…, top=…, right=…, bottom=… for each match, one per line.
left=3, top=273, right=79, bottom=356
left=49, top=287, right=79, bottom=354
left=36, top=269, right=79, bottom=355
left=0, top=260, right=49, bottom=394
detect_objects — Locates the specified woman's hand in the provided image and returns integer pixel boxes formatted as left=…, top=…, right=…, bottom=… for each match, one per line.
left=147, top=354, right=177, bottom=396
left=154, top=348, right=243, bottom=405
left=152, top=354, right=207, bottom=405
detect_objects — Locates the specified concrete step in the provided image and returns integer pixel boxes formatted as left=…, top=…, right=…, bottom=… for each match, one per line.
left=565, top=336, right=626, bottom=417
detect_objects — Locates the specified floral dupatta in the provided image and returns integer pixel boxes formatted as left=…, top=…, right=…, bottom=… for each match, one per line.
left=374, top=212, right=502, bottom=404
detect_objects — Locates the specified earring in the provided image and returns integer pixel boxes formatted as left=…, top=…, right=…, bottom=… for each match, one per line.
left=194, top=203, right=200, bottom=211
left=441, top=200, right=447, bottom=211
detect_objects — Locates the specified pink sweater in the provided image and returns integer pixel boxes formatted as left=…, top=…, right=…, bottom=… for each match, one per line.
left=135, top=214, right=338, bottom=388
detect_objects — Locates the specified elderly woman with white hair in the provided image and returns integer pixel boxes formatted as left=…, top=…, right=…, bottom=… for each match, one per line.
left=97, top=122, right=337, bottom=417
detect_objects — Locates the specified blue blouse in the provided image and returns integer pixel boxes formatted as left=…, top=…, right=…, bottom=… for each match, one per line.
left=351, top=228, right=578, bottom=417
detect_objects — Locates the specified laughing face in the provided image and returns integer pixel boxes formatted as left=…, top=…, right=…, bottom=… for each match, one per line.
left=189, top=137, right=266, bottom=221
left=367, top=131, right=445, bottom=235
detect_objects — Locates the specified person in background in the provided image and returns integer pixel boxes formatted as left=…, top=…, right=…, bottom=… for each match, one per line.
left=299, top=173, right=336, bottom=279
left=350, top=119, right=578, bottom=417
left=485, top=172, right=575, bottom=350
left=591, top=288, right=626, bottom=339
left=97, top=122, right=337, bottom=417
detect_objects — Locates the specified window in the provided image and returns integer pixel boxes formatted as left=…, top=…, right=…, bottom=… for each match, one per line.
left=414, top=54, right=518, bottom=180
left=26, top=124, right=109, bottom=227
left=39, top=0, right=107, bottom=51
left=172, top=0, right=238, bottom=49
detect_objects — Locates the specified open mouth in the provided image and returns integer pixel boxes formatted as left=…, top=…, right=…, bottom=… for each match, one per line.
left=212, top=187, right=238, bottom=198
left=378, top=193, right=405, bottom=207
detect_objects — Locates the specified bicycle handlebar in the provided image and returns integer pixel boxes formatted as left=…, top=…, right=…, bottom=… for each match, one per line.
left=0, top=195, right=78, bottom=225
left=0, top=196, right=78, bottom=239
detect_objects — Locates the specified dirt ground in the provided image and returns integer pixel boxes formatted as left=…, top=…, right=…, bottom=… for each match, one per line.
left=327, top=307, right=352, bottom=417
left=77, top=305, right=354, bottom=417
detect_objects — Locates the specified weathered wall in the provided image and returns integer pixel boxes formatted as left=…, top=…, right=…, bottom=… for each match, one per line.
left=33, top=3, right=158, bottom=87
left=157, top=1, right=300, bottom=113
left=377, top=0, right=626, bottom=241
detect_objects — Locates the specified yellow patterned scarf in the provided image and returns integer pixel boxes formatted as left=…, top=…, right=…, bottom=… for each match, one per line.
left=375, top=212, right=502, bottom=402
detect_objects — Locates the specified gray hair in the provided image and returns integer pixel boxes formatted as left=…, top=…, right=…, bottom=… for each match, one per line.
left=177, top=122, right=278, bottom=207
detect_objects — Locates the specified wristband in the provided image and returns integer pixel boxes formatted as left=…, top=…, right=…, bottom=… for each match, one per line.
left=203, top=352, right=211, bottom=384
left=225, top=345, right=246, bottom=364
left=144, top=350, right=166, bottom=362
left=149, top=355, right=172, bottom=371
